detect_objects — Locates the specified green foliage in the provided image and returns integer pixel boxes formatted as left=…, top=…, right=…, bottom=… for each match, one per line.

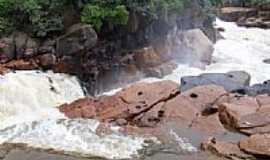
left=0, top=17, right=11, bottom=34
left=0, top=0, right=68, bottom=37
left=0, top=0, right=227, bottom=36
left=81, top=2, right=129, bottom=31
left=81, top=0, right=190, bottom=30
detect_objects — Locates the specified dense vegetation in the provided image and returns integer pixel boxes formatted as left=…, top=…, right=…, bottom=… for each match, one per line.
left=0, top=0, right=269, bottom=37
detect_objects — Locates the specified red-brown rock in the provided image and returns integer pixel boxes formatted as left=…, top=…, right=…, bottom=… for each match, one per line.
left=202, top=138, right=255, bottom=160
left=59, top=97, right=97, bottom=119
left=240, top=134, right=270, bottom=157
left=191, top=113, right=226, bottom=135
left=218, top=96, right=259, bottom=128
left=4, top=59, right=39, bottom=70
left=181, top=85, right=227, bottom=112
left=163, top=95, right=199, bottom=124
left=256, top=94, right=270, bottom=106
left=116, top=80, right=179, bottom=113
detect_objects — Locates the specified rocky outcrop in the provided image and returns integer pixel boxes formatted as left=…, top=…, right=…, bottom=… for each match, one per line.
left=58, top=78, right=270, bottom=160
left=60, top=80, right=180, bottom=124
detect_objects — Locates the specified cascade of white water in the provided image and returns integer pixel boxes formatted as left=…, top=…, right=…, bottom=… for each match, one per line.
left=0, top=71, right=149, bottom=159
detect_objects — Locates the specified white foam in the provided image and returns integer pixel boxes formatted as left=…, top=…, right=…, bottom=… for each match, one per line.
left=143, top=19, right=270, bottom=85
left=0, top=118, right=147, bottom=159
left=0, top=71, right=85, bottom=129
left=0, top=71, right=149, bottom=159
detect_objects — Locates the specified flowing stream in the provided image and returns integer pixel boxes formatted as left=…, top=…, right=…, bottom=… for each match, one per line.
left=0, top=19, right=270, bottom=159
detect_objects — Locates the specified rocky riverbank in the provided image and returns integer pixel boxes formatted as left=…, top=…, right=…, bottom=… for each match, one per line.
left=58, top=72, right=270, bottom=160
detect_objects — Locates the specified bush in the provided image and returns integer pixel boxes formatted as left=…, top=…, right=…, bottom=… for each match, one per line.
left=0, top=0, right=68, bottom=37
left=81, top=1, right=129, bottom=31
left=0, top=0, right=222, bottom=36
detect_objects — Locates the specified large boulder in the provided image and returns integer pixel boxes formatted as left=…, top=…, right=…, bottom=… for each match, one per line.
left=133, top=47, right=177, bottom=78
left=180, top=71, right=251, bottom=93
left=60, top=80, right=180, bottom=123
left=175, top=29, right=214, bottom=67
left=56, top=24, right=98, bottom=56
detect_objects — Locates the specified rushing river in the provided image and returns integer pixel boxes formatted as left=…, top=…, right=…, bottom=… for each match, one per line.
left=0, top=19, right=270, bottom=159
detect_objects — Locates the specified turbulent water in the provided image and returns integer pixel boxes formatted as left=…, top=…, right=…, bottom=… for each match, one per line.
left=0, top=71, right=149, bottom=159
left=163, top=18, right=270, bottom=84
left=104, top=18, right=270, bottom=95
left=1, top=19, right=270, bottom=159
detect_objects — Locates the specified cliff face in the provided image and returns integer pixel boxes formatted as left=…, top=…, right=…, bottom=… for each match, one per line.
left=0, top=0, right=216, bottom=95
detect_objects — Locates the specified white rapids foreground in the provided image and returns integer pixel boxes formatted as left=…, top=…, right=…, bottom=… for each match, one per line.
left=0, top=71, right=149, bottom=159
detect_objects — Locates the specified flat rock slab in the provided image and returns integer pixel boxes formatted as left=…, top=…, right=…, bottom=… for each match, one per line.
left=180, top=71, right=251, bottom=93
left=181, top=85, right=227, bottom=112
left=240, top=134, right=270, bottom=157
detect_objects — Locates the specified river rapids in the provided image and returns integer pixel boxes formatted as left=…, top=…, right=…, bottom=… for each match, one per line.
left=0, top=19, right=270, bottom=159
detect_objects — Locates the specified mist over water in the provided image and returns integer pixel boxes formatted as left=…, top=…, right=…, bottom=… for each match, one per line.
left=0, top=19, right=270, bottom=159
